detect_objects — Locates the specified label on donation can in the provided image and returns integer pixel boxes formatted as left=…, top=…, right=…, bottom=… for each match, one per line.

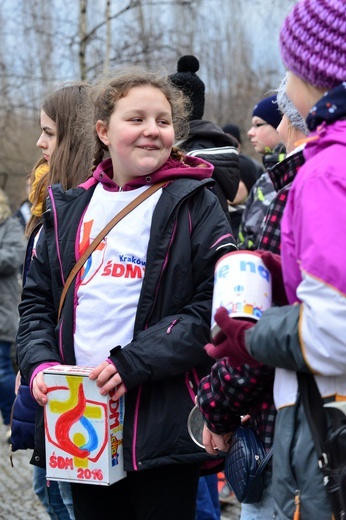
left=211, top=251, right=272, bottom=340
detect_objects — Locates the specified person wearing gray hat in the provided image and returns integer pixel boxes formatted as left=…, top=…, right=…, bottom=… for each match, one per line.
left=257, top=72, right=309, bottom=254
left=275, top=74, right=308, bottom=154
left=196, top=83, right=309, bottom=520
left=237, top=94, right=286, bottom=250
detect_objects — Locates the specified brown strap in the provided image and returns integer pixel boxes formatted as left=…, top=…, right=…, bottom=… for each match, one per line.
left=58, top=181, right=166, bottom=320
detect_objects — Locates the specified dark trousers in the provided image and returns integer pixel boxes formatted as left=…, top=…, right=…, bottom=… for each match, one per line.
left=71, top=462, right=201, bottom=520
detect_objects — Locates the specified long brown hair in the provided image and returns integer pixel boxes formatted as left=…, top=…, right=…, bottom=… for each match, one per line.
left=26, top=82, right=95, bottom=236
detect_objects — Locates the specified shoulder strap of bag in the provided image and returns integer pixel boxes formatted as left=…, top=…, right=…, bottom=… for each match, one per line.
left=256, top=445, right=274, bottom=475
left=297, top=372, right=327, bottom=464
left=58, top=181, right=166, bottom=320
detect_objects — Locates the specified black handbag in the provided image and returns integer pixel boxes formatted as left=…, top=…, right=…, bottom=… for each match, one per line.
left=298, top=372, right=346, bottom=519
left=224, top=425, right=273, bottom=503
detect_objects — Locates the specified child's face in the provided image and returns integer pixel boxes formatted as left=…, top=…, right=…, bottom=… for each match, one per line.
left=276, top=114, right=292, bottom=152
left=36, top=110, right=57, bottom=165
left=96, top=85, right=175, bottom=186
left=286, top=71, right=325, bottom=119
left=247, top=117, right=282, bottom=155
left=286, top=72, right=310, bottom=119
left=277, top=113, right=306, bottom=154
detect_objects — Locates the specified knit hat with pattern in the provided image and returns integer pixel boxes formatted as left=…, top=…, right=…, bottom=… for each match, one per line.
left=280, top=0, right=346, bottom=90
left=169, top=55, right=205, bottom=120
left=276, top=74, right=308, bottom=135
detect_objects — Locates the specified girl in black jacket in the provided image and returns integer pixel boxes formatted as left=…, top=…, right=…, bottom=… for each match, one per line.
left=17, top=66, right=236, bottom=520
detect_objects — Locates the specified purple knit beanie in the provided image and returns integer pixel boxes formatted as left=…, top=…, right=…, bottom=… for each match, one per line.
left=280, top=0, right=346, bottom=90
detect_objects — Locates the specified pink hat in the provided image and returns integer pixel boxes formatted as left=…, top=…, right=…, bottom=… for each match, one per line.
left=280, top=0, right=346, bottom=90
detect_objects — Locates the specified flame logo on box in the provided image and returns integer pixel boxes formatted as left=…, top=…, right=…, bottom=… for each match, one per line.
left=45, top=375, right=109, bottom=463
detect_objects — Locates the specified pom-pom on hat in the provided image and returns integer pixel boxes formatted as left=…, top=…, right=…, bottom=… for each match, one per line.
left=276, top=75, right=308, bottom=135
left=252, top=95, right=282, bottom=129
left=169, top=55, right=205, bottom=120
left=280, top=0, right=346, bottom=90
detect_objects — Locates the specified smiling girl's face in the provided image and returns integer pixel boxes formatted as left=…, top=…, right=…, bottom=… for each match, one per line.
left=96, top=85, right=175, bottom=187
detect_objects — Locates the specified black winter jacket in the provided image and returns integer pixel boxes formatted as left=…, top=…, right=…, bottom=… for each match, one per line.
left=182, top=120, right=240, bottom=222
left=16, top=175, right=236, bottom=472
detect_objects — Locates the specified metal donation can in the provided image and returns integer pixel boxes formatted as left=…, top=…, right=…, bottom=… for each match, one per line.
left=211, top=251, right=272, bottom=340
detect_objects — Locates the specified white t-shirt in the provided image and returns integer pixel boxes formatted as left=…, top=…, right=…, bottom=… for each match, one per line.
left=74, top=183, right=162, bottom=366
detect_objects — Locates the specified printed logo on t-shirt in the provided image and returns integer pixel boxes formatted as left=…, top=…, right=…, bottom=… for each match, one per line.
left=79, top=220, right=107, bottom=285
left=102, top=255, right=146, bottom=279
left=79, top=219, right=146, bottom=285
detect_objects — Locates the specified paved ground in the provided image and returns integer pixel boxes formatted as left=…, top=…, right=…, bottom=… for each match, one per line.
left=0, top=423, right=49, bottom=519
left=0, top=420, right=241, bottom=519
